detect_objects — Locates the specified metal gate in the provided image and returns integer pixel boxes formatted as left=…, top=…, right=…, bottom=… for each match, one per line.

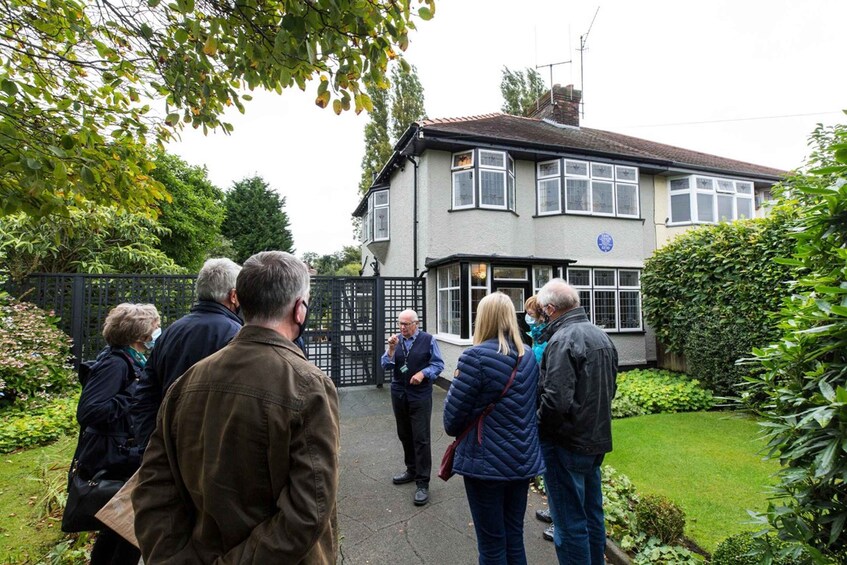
left=7, top=274, right=425, bottom=388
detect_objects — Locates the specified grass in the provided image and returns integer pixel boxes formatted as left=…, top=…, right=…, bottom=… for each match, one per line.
left=605, top=411, right=779, bottom=554
left=0, top=434, right=76, bottom=563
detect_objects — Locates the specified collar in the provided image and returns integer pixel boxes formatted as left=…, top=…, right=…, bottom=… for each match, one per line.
left=540, top=307, right=588, bottom=341
left=401, top=329, right=420, bottom=342
left=232, top=325, right=305, bottom=357
left=192, top=300, right=244, bottom=326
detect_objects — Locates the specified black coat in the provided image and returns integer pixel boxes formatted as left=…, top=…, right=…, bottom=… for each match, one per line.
left=75, top=346, right=143, bottom=480
left=131, top=300, right=242, bottom=448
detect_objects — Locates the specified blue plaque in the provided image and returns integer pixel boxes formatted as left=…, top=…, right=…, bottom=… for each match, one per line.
left=597, top=232, right=614, bottom=253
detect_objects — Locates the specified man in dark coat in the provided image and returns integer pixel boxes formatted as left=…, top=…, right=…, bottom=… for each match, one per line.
left=537, top=278, right=618, bottom=565
left=131, top=257, right=242, bottom=449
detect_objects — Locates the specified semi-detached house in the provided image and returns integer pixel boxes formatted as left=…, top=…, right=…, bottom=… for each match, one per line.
left=354, top=85, right=786, bottom=378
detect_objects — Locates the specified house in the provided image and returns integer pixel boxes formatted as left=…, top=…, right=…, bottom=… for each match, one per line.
left=354, top=84, right=786, bottom=377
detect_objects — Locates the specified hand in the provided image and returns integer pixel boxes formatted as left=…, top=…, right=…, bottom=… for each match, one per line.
left=387, top=334, right=398, bottom=355
left=410, top=371, right=425, bottom=385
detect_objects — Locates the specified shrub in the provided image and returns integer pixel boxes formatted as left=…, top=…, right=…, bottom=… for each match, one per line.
left=0, top=294, right=77, bottom=404
left=613, top=369, right=713, bottom=417
left=635, top=494, right=686, bottom=545
left=0, top=395, right=79, bottom=453
left=712, top=532, right=808, bottom=565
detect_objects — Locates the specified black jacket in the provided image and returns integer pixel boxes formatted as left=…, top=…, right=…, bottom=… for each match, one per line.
left=75, top=346, right=142, bottom=479
left=131, top=300, right=242, bottom=448
left=538, top=307, right=618, bottom=454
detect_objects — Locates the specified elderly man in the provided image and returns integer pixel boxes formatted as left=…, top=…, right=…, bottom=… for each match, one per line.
left=133, top=251, right=340, bottom=564
left=381, top=309, right=444, bottom=506
left=132, top=257, right=243, bottom=450
left=536, top=278, right=618, bottom=565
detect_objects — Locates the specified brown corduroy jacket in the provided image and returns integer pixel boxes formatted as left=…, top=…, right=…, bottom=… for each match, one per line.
left=132, top=325, right=340, bottom=564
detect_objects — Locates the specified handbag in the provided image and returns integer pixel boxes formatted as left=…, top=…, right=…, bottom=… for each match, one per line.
left=439, top=356, right=521, bottom=481
left=61, top=461, right=124, bottom=533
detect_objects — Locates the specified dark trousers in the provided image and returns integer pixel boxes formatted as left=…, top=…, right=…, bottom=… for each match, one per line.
left=464, top=477, right=531, bottom=565
left=391, top=389, right=432, bottom=485
left=91, top=527, right=141, bottom=565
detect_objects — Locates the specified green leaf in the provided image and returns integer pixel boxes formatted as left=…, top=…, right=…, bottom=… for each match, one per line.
left=418, top=7, right=433, bottom=20
left=1, top=79, right=18, bottom=96
left=820, top=381, right=835, bottom=402
left=80, top=166, right=95, bottom=185
left=174, top=29, right=189, bottom=44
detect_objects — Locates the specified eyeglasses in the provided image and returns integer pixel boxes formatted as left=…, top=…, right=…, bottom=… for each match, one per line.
left=399, top=321, right=418, bottom=327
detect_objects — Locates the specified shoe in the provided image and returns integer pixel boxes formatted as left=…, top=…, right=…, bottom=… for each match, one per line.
left=392, top=471, right=415, bottom=485
left=543, top=524, right=555, bottom=542
left=535, top=508, right=553, bottom=523
left=413, top=486, right=429, bottom=506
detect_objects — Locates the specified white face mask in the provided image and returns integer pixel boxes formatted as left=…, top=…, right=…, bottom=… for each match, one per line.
left=525, top=313, right=536, bottom=326
left=144, top=327, right=162, bottom=350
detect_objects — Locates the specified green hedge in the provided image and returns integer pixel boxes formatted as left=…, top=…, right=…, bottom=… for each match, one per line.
left=0, top=395, right=78, bottom=453
left=642, top=213, right=797, bottom=397
left=612, top=369, right=713, bottom=418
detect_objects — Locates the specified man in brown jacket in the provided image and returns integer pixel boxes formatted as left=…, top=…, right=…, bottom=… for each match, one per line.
left=132, top=251, right=339, bottom=564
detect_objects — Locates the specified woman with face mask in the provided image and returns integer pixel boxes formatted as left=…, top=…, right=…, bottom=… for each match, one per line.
left=71, top=302, right=160, bottom=564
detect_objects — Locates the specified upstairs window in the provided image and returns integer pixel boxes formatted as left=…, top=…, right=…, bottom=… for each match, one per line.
left=537, top=159, right=640, bottom=218
left=359, top=189, right=389, bottom=243
left=452, top=149, right=516, bottom=212
left=668, top=175, right=755, bottom=225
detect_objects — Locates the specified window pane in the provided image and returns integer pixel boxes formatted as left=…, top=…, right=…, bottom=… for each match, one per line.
left=594, top=269, right=616, bottom=287
left=449, top=289, right=461, bottom=335
left=591, top=163, right=614, bottom=179
left=497, top=288, right=525, bottom=313
left=360, top=211, right=369, bottom=242
left=372, top=191, right=389, bottom=206
left=453, top=170, right=474, bottom=207
left=697, top=193, right=714, bottom=222
left=616, top=183, right=638, bottom=216
left=696, top=177, right=714, bottom=190
left=480, top=170, right=506, bottom=206
left=438, top=289, right=449, bottom=334
left=447, top=264, right=461, bottom=287
left=471, top=289, right=487, bottom=331
left=579, top=290, right=592, bottom=322
left=717, top=194, right=734, bottom=222
left=565, top=160, right=589, bottom=176
left=567, top=268, right=590, bottom=286
left=736, top=181, right=753, bottom=195
left=508, top=172, right=515, bottom=211
left=538, top=160, right=560, bottom=178
left=479, top=150, right=505, bottom=168
left=619, top=270, right=640, bottom=287
left=620, top=291, right=641, bottom=330
left=493, top=267, right=527, bottom=280
left=374, top=207, right=389, bottom=239
left=453, top=151, right=473, bottom=169
left=539, top=178, right=561, bottom=213
left=594, top=291, right=617, bottom=329
left=566, top=179, right=590, bottom=211
left=671, top=193, right=691, bottom=222
left=616, top=166, right=638, bottom=182
left=533, top=266, right=552, bottom=291
left=737, top=198, right=753, bottom=219
left=716, top=179, right=734, bottom=193
left=592, top=181, right=614, bottom=214
left=470, top=263, right=488, bottom=286
left=670, top=178, right=690, bottom=191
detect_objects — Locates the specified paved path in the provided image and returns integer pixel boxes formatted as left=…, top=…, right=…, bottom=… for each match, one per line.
left=337, top=385, right=556, bottom=565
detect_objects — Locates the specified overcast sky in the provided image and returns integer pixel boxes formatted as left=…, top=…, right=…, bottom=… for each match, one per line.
left=167, top=0, right=847, bottom=257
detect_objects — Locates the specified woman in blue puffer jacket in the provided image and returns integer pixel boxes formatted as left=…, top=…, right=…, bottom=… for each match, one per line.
left=444, top=292, right=545, bottom=565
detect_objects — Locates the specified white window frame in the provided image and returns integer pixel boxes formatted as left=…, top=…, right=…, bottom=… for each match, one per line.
left=533, top=266, right=553, bottom=294
left=469, top=263, right=490, bottom=335
left=492, top=266, right=528, bottom=281
left=437, top=264, right=462, bottom=336
left=537, top=159, right=562, bottom=215
left=371, top=190, right=389, bottom=241
left=479, top=150, right=508, bottom=210
left=541, top=158, right=641, bottom=218
left=668, top=175, right=758, bottom=225
left=452, top=169, right=475, bottom=209
left=591, top=180, right=616, bottom=217
left=566, top=267, right=643, bottom=333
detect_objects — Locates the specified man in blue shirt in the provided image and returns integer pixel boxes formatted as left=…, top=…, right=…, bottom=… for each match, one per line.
left=381, top=309, right=444, bottom=506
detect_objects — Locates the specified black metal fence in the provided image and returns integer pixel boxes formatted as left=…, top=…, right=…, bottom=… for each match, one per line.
left=6, top=273, right=425, bottom=388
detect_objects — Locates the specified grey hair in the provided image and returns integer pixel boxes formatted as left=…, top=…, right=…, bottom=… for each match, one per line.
left=399, top=309, right=419, bottom=322
left=236, top=251, right=310, bottom=324
left=537, top=278, right=581, bottom=312
left=102, top=303, right=160, bottom=347
left=195, top=258, right=242, bottom=302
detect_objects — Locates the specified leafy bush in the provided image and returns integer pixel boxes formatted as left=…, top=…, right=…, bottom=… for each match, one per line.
left=613, top=369, right=713, bottom=417
left=642, top=211, right=797, bottom=397
left=712, top=532, right=808, bottom=565
left=635, top=494, right=686, bottom=545
left=0, top=294, right=77, bottom=404
left=748, top=124, right=847, bottom=562
left=0, top=395, right=79, bottom=452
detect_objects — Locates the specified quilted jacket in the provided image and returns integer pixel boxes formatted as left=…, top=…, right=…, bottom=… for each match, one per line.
left=443, top=339, right=545, bottom=480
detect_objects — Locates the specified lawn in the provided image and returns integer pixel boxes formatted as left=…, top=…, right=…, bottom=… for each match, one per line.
left=0, top=434, right=76, bottom=563
left=605, top=411, right=779, bottom=554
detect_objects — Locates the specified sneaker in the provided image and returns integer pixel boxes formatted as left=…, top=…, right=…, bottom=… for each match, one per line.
left=535, top=508, right=553, bottom=523
left=543, top=524, right=555, bottom=542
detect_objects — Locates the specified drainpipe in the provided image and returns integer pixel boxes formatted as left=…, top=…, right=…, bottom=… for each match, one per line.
left=407, top=155, right=419, bottom=277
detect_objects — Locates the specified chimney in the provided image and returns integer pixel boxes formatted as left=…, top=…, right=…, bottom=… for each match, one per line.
left=527, top=84, right=581, bottom=127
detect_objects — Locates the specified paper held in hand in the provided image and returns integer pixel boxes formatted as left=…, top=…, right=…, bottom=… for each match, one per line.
left=94, top=470, right=139, bottom=548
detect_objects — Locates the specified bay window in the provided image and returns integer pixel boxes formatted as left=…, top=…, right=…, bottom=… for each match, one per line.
left=451, top=149, right=515, bottom=212
left=537, top=158, right=640, bottom=218
left=359, top=189, right=389, bottom=242
left=668, top=175, right=755, bottom=225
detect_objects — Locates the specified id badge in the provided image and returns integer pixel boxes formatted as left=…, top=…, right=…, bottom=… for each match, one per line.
left=399, top=364, right=409, bottom=374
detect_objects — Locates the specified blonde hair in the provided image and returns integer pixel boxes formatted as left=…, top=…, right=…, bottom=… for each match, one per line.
left=473, top=292, right=524, bottom=357
left=102, top=303, right=160, bottom=347
left=525, top=295, right=541, bottom=318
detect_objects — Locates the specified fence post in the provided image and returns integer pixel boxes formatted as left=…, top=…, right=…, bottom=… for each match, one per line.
left=70, top=274, right=85, bottom=368
left=374, top=277, right=385, bottom=387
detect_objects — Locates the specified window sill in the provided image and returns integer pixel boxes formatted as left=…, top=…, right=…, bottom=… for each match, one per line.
left=434, top=334, right=473, bottom=346
left=533, top=213, right=643, bottom=221
left=449, top=208, right=519, bottom=217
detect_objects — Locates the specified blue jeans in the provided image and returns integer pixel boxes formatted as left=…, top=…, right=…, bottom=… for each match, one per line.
left=541, top=441, right=606, bottom=565
left=463, top=477, right=531, bottom=565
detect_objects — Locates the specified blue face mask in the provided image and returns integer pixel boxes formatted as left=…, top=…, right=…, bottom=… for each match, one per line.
left=525, top=313, right=536, bottom=326
left=144, top=327, right=162, bottom=350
